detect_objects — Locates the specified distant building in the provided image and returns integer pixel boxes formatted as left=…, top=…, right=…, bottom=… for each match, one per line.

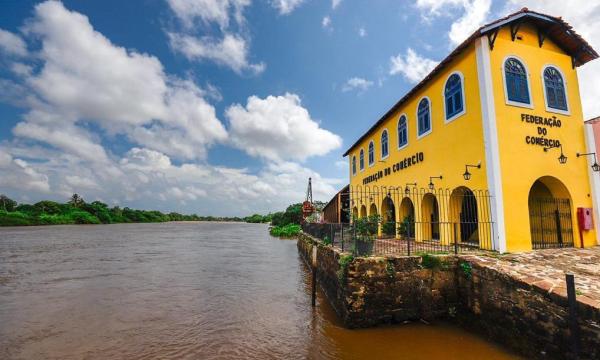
left=323, top=185, right=350, bottom=224
left=343, top=9, right=600, bottom=252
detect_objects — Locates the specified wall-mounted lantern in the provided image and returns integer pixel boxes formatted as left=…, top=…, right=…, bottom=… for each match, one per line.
left=463, top=162, right=481, bottom=180
left=577, top=152, right=600, bottom=172
left=405, top=182, right=417, bottom=195
left=544, top=145, right=567, bottom=164
left=428, top=175, right=442, bottom=190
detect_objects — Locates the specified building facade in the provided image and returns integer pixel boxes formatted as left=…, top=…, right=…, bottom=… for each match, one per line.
left=344, top=9, right=600, bottom=252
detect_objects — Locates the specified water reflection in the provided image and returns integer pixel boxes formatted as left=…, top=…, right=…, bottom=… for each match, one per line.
left=0, top=223, right=519, bottom=359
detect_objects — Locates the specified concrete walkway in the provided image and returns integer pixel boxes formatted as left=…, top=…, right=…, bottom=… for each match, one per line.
left=462, top=247, right=600, bottom=309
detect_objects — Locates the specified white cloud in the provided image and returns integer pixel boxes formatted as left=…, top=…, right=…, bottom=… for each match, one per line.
left=0, top=145, right=342, bottom=215
left=502, top=1, right=600, bottom=119
left=168, top=32, right=265, bottom=74
left=0, top=155, right=50, bottom=194
left=416, top=0, right=491, bottom=45
left=341, top=77, right=373, bottom=92
left=335, top=160, right=348, bottom=170
left=358, top=27, right=367, bottom=37
left=226, top=93, right=342, bottom=162
left=5, top=0, right=227, bottom=161
left=332, top=0, right=343, bottom=10
left=0, top=29, right=27, bottom=57
left=322, top=16, right=331, bottom=29
left=270, top=0, right=305, bottom=15
left=165, top=0, right=264, bottom=74
left=166, top=0, right=250, bottom=30
left=389, top=48, right=439, bottom=83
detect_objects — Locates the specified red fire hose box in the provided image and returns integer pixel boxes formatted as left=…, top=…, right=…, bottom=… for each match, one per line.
left=577, top=207, right=594, bottom=230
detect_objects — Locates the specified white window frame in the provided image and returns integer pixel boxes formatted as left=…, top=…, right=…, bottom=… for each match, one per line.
left=397, top=113, right=409, bottom=150
left=380, top=129, right=389, bottom=160
left=368, top=140, right=375, bottom=167
left=442, top=71, right=467, bottom=123
left=351, top=155, right=356, bottom=176
left=416, top=96, right=433, bottom=139
left=541, top=64, right=570, bottom=116
left=502, top=55, right=534, bottom=109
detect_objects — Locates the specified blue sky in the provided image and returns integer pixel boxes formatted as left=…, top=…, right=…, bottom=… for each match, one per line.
left=1, top=0, right=599, bottom=216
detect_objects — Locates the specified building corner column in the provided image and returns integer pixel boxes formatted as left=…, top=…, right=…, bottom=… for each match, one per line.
left=475, top=36, right=507, bottom=253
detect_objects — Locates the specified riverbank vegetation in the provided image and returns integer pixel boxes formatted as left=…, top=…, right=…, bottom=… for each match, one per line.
left=0, top=194, right=246, bottom=226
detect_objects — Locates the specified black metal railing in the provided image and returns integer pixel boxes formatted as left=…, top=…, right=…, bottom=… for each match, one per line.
left=302, top=221, right=492, bottom=257
left=303, top=186, right=496, bottom=256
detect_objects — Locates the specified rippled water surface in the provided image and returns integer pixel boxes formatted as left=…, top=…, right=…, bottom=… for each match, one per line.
left=0, top=222, right=519, bottom=359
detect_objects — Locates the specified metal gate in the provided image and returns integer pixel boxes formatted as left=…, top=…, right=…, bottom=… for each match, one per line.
left=529, top=198, right=574, bottom=249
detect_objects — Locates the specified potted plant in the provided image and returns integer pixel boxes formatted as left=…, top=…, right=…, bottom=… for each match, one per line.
left=352, top=214, right=379, bottom=256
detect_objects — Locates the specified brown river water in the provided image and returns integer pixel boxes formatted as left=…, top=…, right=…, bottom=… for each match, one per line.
left=0, top=222, right=519, bottom=359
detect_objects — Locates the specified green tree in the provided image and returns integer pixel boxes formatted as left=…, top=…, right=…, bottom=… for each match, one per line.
left=68, top=194, right=85, bottom=208
left=0, top=195, right=17, bottom=212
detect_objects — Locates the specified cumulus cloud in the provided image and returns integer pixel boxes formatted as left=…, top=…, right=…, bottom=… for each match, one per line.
left=226, top=93, right=342, bottom=162
left=502, top=1, right=600, bottom=118
left=389, top=48, right=439, bottom=83
left=416, top=0, right=491, bottom=46
left=270, top=0, right=305, bottom=15
left=168, top=32, right=265, bottom=74
left=0, top=1, right=343, bottom=215
left=341, top=77, right=373, bottom=92
left=5, top=0, right=227, bottom=161
left=0, top=29, right=27, bottom=56
left=358, top=27, right=367, bottom=37
left=322, top=16, right=331, bottom=29
left=165, top=0, right=264, bottom=75
left=332, top=0, right=343, bottom=10
left=0, top=144, right=342, bottom=215
left=0, top=153, right=50, bottom=194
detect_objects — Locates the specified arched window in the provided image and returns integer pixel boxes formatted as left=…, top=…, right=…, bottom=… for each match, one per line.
left=368, top=141, right=375, bottom=166
left=504, top=58, right=530, bottom=104
left=352, top=156, right=356, bottom=175
left=359, top=149, right=364, bottom=170
left=444, top=73, right=464, bottom=120
left=417, top=98, right=431, bottom=136
left=381, top=130, right=389, bottom=158
left=398, top=115, right=408, bottom=148
left=544, top=67, right=568, bottom=111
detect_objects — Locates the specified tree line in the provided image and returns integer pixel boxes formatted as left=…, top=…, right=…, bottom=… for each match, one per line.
left=0, top=194, right=325, bottom=227
left=0, top=194, right=244, bottom=226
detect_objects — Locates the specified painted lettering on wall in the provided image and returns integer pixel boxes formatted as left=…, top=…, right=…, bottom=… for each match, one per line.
left=362, top=152, right=424, bottom=185
left=521, top=113, right=562, bottom=148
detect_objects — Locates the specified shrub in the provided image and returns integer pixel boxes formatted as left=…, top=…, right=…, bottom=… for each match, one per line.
left=270, top=224, right=301, bottom=237
left=0, top=210, right=36, bottom=226
left=382, top=221, right=396, bottom=236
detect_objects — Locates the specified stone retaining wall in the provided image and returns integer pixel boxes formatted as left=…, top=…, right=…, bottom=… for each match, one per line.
left=297, top=233, right=600, bottom=359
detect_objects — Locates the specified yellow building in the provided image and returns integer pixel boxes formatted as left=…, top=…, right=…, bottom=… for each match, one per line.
left=344, top=9, right=600, bottom=252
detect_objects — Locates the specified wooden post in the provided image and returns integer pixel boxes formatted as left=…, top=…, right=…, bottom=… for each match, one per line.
left=566, top=273, right=580, bottom=358
left=311, top=245, right=317, bottom=307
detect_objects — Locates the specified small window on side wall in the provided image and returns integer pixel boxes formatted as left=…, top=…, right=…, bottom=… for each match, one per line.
left=368, top=141, right=375, bottom=166
left=504, top=58, right=530, bottom=105
left=417, top=98, right=431, bottom=136
left=398, top=115, right=408, bottom=148
left=543, top=66, right=568, bottom=111
left=444, top=73, right=464, bottom=120
left=352, top=156, right=356, bottom=175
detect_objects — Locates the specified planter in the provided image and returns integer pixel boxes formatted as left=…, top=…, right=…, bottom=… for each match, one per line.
left=355, top=238, right=374, bottom=256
